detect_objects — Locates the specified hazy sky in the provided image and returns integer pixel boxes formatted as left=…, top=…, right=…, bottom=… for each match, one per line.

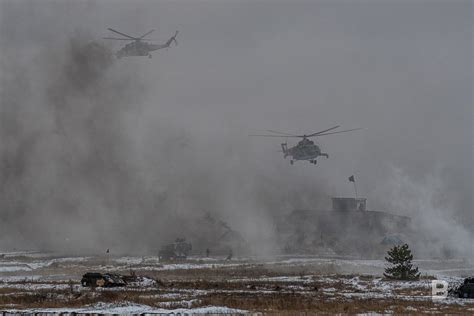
left=0, top=0, right=472, bottom=253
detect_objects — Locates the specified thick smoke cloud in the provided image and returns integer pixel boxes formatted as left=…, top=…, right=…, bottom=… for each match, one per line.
left=0, top=0, right=472, bottom=257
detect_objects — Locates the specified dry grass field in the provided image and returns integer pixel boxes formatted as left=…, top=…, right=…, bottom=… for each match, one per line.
left=0, top=252, right=473, bottom=314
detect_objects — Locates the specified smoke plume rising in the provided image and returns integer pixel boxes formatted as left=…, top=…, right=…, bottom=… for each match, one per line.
left=0, top=0, right=471, bottom=258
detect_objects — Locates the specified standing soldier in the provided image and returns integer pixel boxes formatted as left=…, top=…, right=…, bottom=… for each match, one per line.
left=226, top=249, right=233, bottom=261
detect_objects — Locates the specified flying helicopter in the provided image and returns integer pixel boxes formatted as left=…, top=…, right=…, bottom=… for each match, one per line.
left=250, top=125, right=362, bottom=165
left=103, top=28, right=178, bottom=59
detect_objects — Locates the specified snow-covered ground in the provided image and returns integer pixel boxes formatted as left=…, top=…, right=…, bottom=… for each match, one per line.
left=0, top=251, right=473, bottom=313
left=3, top=302, right=248, bottom=315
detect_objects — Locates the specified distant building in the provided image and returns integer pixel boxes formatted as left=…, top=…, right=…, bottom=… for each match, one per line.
left=275, top=197, right=411, bottom=257
left=332, top=197, right=367, bottom=212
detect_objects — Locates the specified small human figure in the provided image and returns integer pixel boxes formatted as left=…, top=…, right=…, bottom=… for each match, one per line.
left=206, top=248, right=210, bottom=257
left=226, top=249, right=233, bottom=261
left=106, top=248, right=110, bottom=254
left=68, top=279, right=74, bottom=294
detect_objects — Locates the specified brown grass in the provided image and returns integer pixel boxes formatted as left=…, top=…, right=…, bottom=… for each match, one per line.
left=0, top=261, right=472, bottom=314
left=199, top=294, right=474, bottom=314
left=2, top=280, right=473, bottom=314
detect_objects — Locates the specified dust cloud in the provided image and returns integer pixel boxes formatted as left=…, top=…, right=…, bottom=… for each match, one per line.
left=0, top=0, right=471, bottom=258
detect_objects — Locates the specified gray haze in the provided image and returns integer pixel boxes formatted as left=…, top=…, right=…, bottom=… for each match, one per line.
left=0, top=0, right=472, bottom=256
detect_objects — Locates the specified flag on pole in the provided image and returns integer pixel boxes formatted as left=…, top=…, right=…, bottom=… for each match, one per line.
left=349, top=175, right=358, bottom=197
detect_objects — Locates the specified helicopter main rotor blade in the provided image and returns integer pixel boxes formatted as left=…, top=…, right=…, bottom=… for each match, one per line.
left=102, top=37, right=135, bottom=40
left=139, top=29, right=155, bottom=39
left=249, top=134, right=301, bottom=138
left=107, top=28, right=137, bottom=40
left=315, top=128, right=363, bottom=136
left=266, top=130, right=298, bottom=136
left=306, top=125, right=341, bottom=138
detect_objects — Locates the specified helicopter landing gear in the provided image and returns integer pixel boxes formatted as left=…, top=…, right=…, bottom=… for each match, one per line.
left=310, top=160, right=317, bottom=165
left=290, top=160, right=294, bottom=165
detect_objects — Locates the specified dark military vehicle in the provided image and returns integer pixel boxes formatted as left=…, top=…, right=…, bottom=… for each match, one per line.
left=81, top=272, right=127, bottom=287
left=158, top=238, right=192, bottom=261
left=452, top=277, right=474, bottom=298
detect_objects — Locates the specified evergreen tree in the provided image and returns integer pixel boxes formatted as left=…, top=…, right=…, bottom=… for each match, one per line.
left=384, top=243, right=420, bottom=280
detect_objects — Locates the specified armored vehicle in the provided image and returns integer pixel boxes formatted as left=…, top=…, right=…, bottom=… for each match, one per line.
left=81, top=272, right=127, bottom=287
left=453, top=277, right=474, bottom=298
left=159, top=238, right=192, bottom=261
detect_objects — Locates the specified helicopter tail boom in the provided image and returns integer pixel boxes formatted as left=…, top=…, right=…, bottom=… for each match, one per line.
left=149, top=31, right=179, bottom=51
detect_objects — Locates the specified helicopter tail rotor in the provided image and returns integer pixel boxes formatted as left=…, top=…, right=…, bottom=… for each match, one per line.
left=172, top=31, right=179, bottom=46
left=164, top=31, right=179, bottom=48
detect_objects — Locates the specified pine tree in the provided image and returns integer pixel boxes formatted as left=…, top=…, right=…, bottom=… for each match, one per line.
left=384, top=243, right=420, bottom=280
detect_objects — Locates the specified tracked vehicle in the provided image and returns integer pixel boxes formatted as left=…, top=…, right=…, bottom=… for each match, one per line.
left=158, top=238, right=192, bottom=261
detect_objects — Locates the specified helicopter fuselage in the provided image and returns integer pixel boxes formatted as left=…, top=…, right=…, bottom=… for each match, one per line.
left=105, top=28, right=178, bottom=59
left=117, top=41, right=164, bottom=58
left=282, top=138, right=329, bottom=164
left=250, top=125, right=360, bottom=165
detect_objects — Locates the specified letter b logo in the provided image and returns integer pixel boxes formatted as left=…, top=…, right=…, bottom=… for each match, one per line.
left=432, top=280, right=448, bottom=299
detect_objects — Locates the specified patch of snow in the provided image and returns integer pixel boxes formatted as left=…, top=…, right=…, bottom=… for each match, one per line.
left=1, top=283, right=69, bottom=291
left=348, top=276, right=367, bottom=291
left=0, top=265, right=32, bottom=272
left=3, top=301, right=249, bottom=314
left=158, top=298, right=199, bottom=308
left=148, top=262, right=248, bottom=271
left=232, top=275, right=313, bottom=283
left=113, top=257, right=145, bottom=265
left=0, top=275, right=41, bottom=282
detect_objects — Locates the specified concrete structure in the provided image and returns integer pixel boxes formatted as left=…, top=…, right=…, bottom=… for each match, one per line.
left=275, top=197, right=411, bottom=257
left=332, top=197, right=367, bottom=212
